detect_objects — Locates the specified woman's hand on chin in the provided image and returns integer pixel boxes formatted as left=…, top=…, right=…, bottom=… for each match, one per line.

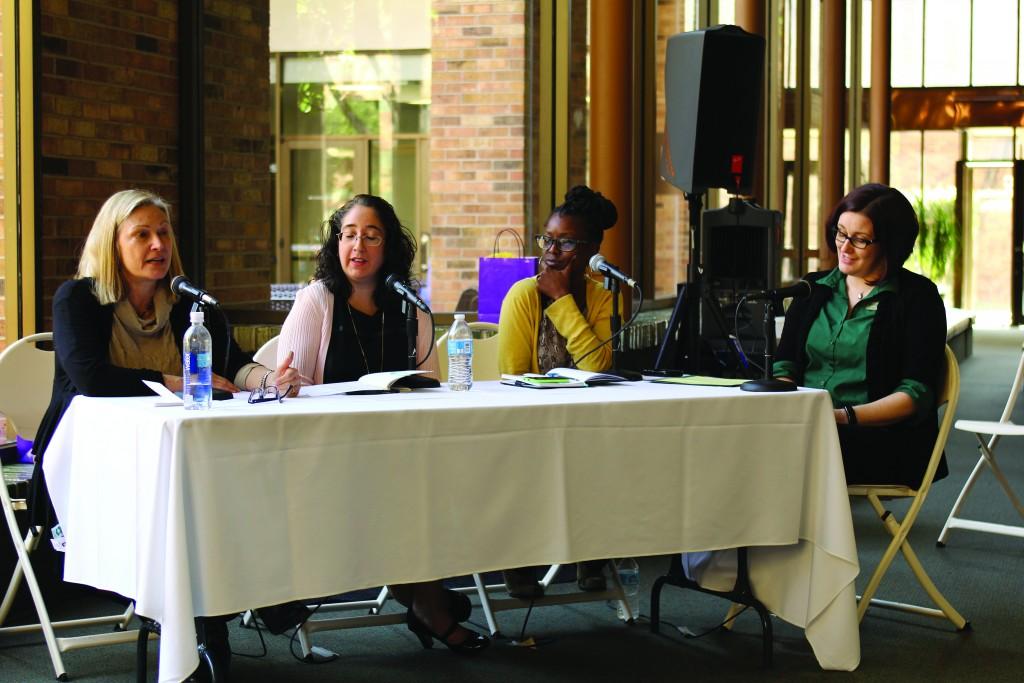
left=536, top=257, right=574, bottom=300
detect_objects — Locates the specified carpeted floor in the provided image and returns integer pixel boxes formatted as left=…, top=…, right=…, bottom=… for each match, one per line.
left=2, top=328, right=1023, bottom=681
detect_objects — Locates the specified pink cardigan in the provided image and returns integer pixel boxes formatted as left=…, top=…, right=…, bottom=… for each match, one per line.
left=278, top=280, right=438, bottom=383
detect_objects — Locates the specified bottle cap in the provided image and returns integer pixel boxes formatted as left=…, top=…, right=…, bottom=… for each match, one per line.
left=190, top=311, right=205, bottom=324
left=454, top=313, right=465, bottom=320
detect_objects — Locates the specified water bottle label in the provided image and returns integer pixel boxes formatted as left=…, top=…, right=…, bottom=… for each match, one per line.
left=187, top=352, right=212, bottom=374
left=447, top=339, right=472, bottom=357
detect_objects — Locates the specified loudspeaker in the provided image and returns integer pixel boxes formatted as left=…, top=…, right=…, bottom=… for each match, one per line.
left=700, top=199, right=781, bottom=373
left=660, top=25, right=765, bottom=196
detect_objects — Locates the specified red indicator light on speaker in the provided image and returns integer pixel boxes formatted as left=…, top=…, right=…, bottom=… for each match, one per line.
left=731, top=154, right=744, bottom=174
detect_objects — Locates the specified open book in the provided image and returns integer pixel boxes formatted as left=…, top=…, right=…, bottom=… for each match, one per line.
left=301, top=370, right=440, bottom=397
left=543, top=367, right=629, bottom=385
left=501, top=374, right=587, bottom=389
left=501, top=367, right=628, bottom=388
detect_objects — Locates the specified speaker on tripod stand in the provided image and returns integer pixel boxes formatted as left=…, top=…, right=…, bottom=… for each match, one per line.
left=654, top=24, right=771, bottom=375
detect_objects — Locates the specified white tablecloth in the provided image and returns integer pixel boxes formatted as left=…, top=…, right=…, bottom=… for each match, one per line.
left=43, top=381, right=859, bottom=681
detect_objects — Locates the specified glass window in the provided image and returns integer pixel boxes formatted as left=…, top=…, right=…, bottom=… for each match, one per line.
left=967, top=128, right=1015, bottom=161
left=972, top=0, right=1018, bottom=86
left=890, top=130, right=923, bottom=195
left=923, top=0, right=970, bottom=86
left=653, top=0, right=699, bottom=300
left=891, top=0, right=924, bottom=87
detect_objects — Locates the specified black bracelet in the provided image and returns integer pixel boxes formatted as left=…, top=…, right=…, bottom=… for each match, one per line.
left=844, top=405, right=858, bottom=426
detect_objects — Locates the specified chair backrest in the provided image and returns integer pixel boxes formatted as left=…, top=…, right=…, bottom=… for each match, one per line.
left=849, top=344, right=960, bottom=497
left=0, top=333, right=55, bottom=440
left=994, top=342, right=1024, bottom=423
left=436, top=322, right=500, bottom=381
left=253, top=335, right=280, bottom=367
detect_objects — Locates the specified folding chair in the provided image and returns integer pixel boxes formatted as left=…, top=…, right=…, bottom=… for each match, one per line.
left=0, top=333, right=140, bottom=681
left=253, top=334, right=279, bottom=367
left=937, top=342, right=1024, bottom=545
left=848, top=345, right=969, bottom=629
left=436, top=321, right=501, bottom=381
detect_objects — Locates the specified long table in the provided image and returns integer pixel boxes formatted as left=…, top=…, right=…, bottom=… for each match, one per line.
left=43, top=381, right=860, bottom=681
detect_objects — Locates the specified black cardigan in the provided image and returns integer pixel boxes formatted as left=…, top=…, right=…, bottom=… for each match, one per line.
left=29, top=277, right=252, bottom=525
left=775, top=268, right=948, bottom=487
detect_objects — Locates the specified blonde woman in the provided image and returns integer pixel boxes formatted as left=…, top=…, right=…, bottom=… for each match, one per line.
left=30, top=188, right=304, bottom=678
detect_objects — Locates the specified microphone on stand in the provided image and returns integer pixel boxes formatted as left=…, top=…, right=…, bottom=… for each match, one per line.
left=588, top=254, right=638, bottom=289
left=746, top=280, right=812, bottom=301
left=170, top=276, right=219, bottom=307
left=384, top=274, right=431, bottom=313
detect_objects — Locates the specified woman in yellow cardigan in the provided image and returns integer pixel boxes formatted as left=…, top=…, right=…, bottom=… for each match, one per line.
left=497, top=185, right=618, bottom=599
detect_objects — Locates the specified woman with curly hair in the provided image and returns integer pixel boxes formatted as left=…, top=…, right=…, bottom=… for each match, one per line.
left=497, top=185, right=619, bottom=599
left=277, top=194, right=488, bottom=655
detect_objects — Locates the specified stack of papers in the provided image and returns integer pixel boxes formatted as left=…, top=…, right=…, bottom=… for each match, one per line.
left=649, top=375, right=748, bottom=387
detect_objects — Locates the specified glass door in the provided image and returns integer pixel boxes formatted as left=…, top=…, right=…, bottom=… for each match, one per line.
left=959, top=160, right=1016, bottom=326
left=280, top=141, right=368, bottom=283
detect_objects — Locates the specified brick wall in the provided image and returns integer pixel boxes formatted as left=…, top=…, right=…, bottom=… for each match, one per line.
left=35, top=0, right=271, bottom=327
left=202, top=0, right=272, bottom=303
left=429, top=1, right=527, bottom=313
left=38, top=0, right=181, bottom=325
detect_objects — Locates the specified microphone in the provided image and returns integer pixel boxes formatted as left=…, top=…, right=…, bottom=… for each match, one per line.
left=746, top=280, right=812, bottom=301
left=589, top=254, right=637, bottom=289
left=170, top=275, right=219, bottom=307
left=384, top=274, right=430, bottom=313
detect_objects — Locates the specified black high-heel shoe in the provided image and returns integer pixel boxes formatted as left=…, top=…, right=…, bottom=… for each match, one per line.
left=405, top=607, right=490, bottom=655
left=445, top=588, right=472, bottom=623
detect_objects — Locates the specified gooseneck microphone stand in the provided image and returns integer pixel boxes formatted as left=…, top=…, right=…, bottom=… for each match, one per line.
left=403, top=300, right=418, bottom=370
left=605, top=276, right=643, bottom=381
left=740, top=299, right=796, bottom=392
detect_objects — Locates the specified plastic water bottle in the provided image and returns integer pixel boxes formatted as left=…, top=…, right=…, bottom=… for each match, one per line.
left=615, top=558, right=640, bottom=621
left=183, top=310, right=213, bottom=410
left=447, top=314, right=473, bottom=391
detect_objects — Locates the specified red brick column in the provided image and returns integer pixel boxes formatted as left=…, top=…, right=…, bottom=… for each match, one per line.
left=430, top=1, right=527, bottom=312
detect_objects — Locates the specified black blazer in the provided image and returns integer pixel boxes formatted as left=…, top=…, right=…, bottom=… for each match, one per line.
left=775, top=268, right=948, bottom=487
left=30, top=277, right=252, bottom=525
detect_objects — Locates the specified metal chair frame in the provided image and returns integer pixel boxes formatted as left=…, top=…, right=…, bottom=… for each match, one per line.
left=0, top=333, right=141, bottom=681
left=938, top=342, right=1024, bottom=545
left=848, top=346, right=969, bottom=630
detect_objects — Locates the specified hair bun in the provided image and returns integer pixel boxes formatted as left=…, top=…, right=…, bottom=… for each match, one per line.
left=562, top=185, right=618, bottom=232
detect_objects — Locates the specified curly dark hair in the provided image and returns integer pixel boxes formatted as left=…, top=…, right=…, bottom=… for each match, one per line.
left=824, top=183, right=919, bottom=277
left=313, top=194, right=417, bottom=305
left=549, top=185, right=618, bottom=244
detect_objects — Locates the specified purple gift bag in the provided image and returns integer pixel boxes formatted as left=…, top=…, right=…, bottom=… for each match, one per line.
left=477, top=229, right=537, bottom=323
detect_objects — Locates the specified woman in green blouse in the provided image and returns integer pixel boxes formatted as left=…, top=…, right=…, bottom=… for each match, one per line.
left=774, top=183, right=948, bottom=487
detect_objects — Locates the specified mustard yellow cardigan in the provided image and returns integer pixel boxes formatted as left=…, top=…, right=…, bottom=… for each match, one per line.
left=497, top=276, right=615, bottom=374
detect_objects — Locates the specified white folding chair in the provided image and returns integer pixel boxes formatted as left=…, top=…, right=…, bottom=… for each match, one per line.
left=848, top=345, right=969, bottom=629
left=0, top=333, right=140, bottom=681
left=436, top=321, right=501, bottom=381
left=253, top=334, right=280, bottom=367
left=938, top=342, right=1024, bottom=545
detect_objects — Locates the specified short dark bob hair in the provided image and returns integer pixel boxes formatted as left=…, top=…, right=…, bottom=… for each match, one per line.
left=824, top=183, right=919, bottom=278
left=313, top=194, right=417, bottom=305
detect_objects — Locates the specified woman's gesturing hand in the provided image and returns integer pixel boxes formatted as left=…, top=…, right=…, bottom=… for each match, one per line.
left=269, top=350, right=311, bottom=396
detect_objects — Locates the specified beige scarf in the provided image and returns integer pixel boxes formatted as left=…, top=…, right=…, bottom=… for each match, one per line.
left=109, top=287, right=181, bottom=376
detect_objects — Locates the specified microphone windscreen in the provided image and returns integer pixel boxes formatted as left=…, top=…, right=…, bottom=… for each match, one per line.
left=589, top=253, right=606, bottom=271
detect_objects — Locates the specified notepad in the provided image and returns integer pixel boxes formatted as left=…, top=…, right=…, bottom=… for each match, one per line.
left=650, top=375, right=749, bottom=387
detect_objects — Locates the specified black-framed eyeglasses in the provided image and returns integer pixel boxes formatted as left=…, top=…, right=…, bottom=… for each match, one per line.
left=339, top=232, right=384, bottom=247
left=535, top=235, right=590, bottom=253
left=833, top=227, right=877, bottom=250
left=248, top=384, right=288, bottom=404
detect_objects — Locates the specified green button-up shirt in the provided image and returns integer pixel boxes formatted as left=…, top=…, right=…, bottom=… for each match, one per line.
left=774, top=268, right=932, bottom=416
